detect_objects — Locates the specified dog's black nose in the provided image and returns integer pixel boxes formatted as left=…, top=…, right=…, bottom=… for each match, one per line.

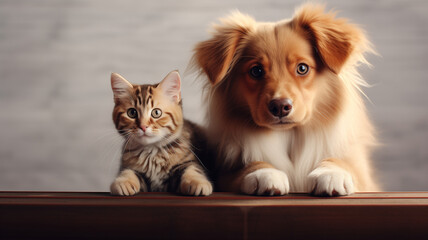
left=268, top=98, right=293, bottom=118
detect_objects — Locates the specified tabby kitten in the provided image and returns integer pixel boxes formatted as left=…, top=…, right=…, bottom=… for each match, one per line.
left=110, top=71, right=213, bottom=196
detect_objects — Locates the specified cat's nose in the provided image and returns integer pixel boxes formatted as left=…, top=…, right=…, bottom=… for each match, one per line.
left=140, top=125, right=148, bottom=132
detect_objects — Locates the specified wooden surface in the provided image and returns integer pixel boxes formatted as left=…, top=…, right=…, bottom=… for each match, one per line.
left=1, top=192, right=428, bottom=239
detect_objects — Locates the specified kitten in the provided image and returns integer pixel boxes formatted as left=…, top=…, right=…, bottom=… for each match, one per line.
left=109, top=71, right=213, bottom=196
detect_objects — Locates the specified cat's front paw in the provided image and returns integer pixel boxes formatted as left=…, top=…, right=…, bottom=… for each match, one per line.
left=179, top=166, right=213, bottom=196
left=110, top=169, right=141, bottom=196
left=309, top=167, right=355, bottom=196
left=110, top=178, right=140, bottom=196
left=180, top=178, right=213, bottom=196
left=241, top=168, right=289, bottom=196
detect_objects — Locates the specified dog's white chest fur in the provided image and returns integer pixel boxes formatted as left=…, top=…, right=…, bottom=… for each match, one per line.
left=234, top=124, right=346, bottom=192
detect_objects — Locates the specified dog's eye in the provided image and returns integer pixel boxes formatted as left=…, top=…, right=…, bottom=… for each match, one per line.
left=249, top=65, right=265, bottom=80
left=127, top=108, right=138, bottom=119
left=296, top=63, right=309, bottom=76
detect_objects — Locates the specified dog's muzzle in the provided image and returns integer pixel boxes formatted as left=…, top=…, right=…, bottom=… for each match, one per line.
left=268, top=98, right=293, bottom=118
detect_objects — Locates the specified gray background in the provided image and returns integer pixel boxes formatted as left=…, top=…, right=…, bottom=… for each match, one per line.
left=0, top=0, right=427, bottom=191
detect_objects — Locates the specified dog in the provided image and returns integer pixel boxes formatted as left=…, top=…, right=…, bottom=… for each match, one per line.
left=192, top=3, right=380, bottom=196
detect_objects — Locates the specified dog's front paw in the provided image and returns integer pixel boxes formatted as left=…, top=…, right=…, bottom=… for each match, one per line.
left=309, top=167, right=354, bottom=196
left=241, top=168, right=289, bottom=196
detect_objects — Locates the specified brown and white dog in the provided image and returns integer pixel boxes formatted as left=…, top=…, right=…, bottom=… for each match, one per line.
left=192, top=4, right=380, bottom=196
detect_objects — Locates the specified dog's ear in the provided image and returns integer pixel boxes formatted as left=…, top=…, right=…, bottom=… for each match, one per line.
left=193, top=12, right=256, bottom=85
left=292, top=4, right=370, bottom=73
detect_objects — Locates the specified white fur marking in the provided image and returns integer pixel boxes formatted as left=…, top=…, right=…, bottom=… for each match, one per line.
left=241, top=168, right=290, bottom=195
left=308, top=166, right=355, bottom=196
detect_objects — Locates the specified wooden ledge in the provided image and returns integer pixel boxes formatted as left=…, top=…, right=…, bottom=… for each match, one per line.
left=1, top=192, right=428, bottom=239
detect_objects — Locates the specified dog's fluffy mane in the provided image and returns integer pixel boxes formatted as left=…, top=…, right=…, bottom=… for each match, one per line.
left=192, top=4, right=379, bottom=192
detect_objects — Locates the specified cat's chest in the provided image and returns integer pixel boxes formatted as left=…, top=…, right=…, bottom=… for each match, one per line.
left=122, top=145, right=186, bottom=190
left=124, top=148, right=170, bottom=176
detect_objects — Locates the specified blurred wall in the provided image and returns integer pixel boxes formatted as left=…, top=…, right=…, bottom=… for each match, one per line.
left=0, top=0, right=427, bottom=191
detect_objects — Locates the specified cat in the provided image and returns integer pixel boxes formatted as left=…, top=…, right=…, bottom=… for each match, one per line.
left=109, top=70, right=213, bottom=196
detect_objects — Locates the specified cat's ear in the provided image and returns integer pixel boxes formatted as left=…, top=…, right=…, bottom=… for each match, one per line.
left=111, top=73, right=133, bottom=99
left=158, top=70, right=181, bottom=103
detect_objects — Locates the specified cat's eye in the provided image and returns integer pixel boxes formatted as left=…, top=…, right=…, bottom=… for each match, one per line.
left=249, top=64, right=265, bottom=80
left=127, top=108, right=138, bottom=119
left=296, top=63, right=309, bottom=76
left=151, top=108, right=162, bottom=118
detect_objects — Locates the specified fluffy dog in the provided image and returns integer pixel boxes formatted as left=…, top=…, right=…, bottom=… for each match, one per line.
left=192, top=4, right=380, bottom=196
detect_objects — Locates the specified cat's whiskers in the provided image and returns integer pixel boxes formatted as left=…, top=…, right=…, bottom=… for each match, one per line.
left=159, top=134, right=185, bottom=161
left=173, top=136, right=208, bottom=171
left=91, top=129, right=131, bottom=177
left=93, top=129, right=123, bottom=142
left=122, top=131, right=137, bottom=155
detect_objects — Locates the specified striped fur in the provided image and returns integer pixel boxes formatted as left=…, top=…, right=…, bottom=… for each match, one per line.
left=109, top=71, right=212, bottom=196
